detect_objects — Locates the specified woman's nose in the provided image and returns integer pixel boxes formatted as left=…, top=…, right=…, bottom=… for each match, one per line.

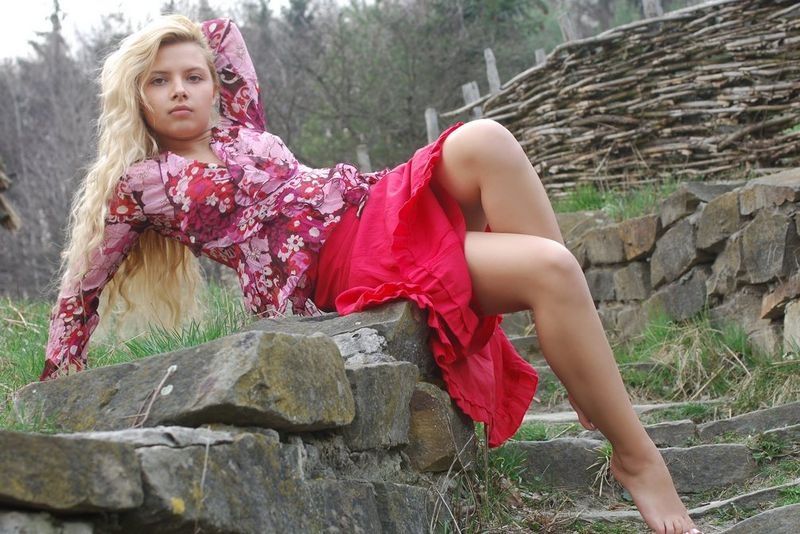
left=171, top=82, right=187, bottom=99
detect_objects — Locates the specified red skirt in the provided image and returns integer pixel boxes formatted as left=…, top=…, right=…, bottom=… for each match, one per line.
left=312, top=121, right=539, bottom=448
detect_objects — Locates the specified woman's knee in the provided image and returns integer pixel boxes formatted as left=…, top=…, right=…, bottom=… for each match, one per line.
left=523, top=238, right=584, bottom=293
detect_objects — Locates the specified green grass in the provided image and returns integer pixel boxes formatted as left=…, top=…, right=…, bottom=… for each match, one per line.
left=0, top=282, right=255, bottom=432
left=512, top=421, right=581, bottom=441
left=550, top=176, right=684, bottom=221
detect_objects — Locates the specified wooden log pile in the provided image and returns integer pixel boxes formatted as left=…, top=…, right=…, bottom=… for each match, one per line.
left=483, top=0, right=800, bottom=198
left=0, top=160, right=22, bottom=232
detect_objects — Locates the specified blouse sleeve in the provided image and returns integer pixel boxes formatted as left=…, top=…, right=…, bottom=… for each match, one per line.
left=39, top=178, right=150, bottom=382
left=200, top=18, right=267, bottom=132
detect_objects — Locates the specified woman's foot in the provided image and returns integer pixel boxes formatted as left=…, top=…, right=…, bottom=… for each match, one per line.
left=609, top=442, right=701, bottom=534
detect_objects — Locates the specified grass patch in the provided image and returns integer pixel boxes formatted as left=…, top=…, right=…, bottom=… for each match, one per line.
left=550, top=176, right=684, bottom=221
left=0, top=282, right=256, bottom=432
left=512, top=422, right=581, bottom=442
left=778, top=486, right=800, bottom=506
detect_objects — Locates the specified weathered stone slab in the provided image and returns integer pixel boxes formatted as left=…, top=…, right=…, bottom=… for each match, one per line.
left=585, top=267, right=616, bottom=301
left=406, top=382, right=476, bottom=472
left=54, top=425, right=244, bottom=448
left=597, top=303, right=623, bottom=333
left=556, top=210, right=612, bottom=243
left=0, top=511, right=93, bottom=534
left=613, top=261, right=651, bottom=301
left=660, top=444, right=757, bottom=493
left=580, top=419, right=697, bottom=448
left=660, top=181, right=737, bottom=229
left=372, top=481, right=430, bottom=534
left=707, top=230, right=745, bottom=298
left=0, top=429, right=142, bottom=513
left=13, top=331, right=355, bottom=433
left=738, top=168, right=800, bottom=216
left=582, top=224, right=626, bottom=265
left=710, top=286, right=783, bottom=356
left=644, top=266, right=710, bottom=322
left=697, top=190, right=742, bottom=252
left=784, top=299, right=800, bottom=353
left=723, top=503, right=800, bottom=533
left=617, top=213, right=660, bottom=261
left=243, top=300, right=440, bottom=381
left=763, top=423, right=800, bottom=443
left=509, top=438, right=606, bottom=489
left=761, top=274, right=800, bottom=319
left=650, top=214, right=710, bottom=288
left=340, top=361, right=418, bottom=451
left=740, top=208, right=800, bottom=284
left=697, top=401, right=800, bottom=440
left=616, top=302, right=649, bottom=341
left=115, top=432, right=386, bottom=533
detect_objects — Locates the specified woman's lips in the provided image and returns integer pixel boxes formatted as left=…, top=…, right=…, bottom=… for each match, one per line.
left=170, top=109, right=192, bottom=116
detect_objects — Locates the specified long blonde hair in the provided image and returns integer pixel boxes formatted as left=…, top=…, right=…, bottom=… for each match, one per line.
left=52, top=14, right=223, bottom=348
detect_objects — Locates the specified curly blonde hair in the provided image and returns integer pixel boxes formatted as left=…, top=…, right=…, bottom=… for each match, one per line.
left=51, top=14, right=222, bottom=347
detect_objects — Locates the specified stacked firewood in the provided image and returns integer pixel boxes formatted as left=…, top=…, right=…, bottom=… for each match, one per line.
left=483, top=0, right=800, bottom=198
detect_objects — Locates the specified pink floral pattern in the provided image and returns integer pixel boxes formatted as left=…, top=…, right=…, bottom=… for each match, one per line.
left=40, top=18, right=388, bottom=381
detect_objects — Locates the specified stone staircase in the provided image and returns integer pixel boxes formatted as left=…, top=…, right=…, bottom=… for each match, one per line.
left=499, top=310, right=800, bottom=533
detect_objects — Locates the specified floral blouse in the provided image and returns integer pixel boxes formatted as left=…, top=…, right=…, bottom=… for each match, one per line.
left=40, top=18, right=389, bottom=381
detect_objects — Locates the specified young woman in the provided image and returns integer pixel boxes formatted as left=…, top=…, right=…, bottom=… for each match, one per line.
left=40, top=14, right=700, bottom=534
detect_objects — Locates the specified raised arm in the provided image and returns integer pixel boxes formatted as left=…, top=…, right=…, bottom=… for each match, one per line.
left=200, top=18, right=267, bottom=132
left=39, top=178, right=150, bottom=381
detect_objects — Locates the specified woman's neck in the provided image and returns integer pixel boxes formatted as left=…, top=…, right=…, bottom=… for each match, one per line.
left=157, top=127, right=214, bottom=158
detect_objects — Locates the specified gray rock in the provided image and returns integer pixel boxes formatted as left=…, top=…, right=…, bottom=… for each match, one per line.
left=617, top=213, right=661, bottom=261
left=332, top=327, right=388, bottom=359
left=340, top=361, right=418, bottom=451
left=0, top=429, right=142, bottom=513
left=740, top=208, right=800, bottom=285
left=613, top=261, right=651, bottom=301
left=784, top=300, right=800, bottom=353
left=13, top=331, right=355, bottom=433
left=406, top=382, right=476, bottom=472
left=707, top=230, right=745, bottom=298
left=244, top=300, right=440, bottom=381
left=697, top=190, right=742, bottom=252
left=723, top=503, right=800, bottom=533
left=0, top=511, right=93, bottom=534
left=581, top=419, right=697, bottom=448
left=615, top=302, right=649, bottom=341
left=650, top=215, right=710, bottom=288
left=697, top=401, right=800, bottom=440
left=760, top=274, right=800, bottom=319
left=597, top=303, right=623, bottom=333
left=582, top=224, right=626, bottom=265
left=509, top=334, right=541, bottom=363
left=660, top=443, right=757, bottom=493
left=763, top=423, right=800, bottom=443
left=644, top=265, right=710, bottom=322
left=556, top=210, right=613, bottom=243
left=660, top=181, right=736, bottom=229
left=709, top=286, right=783, bottom=356
left=738, top=168, right=800, bottom=216
left=53, top=425, right=241, bottom=448
left=509, top=438, right=606, bottom=490
left=117, top=432, right=387, bottom=533
left=585, top=267, right=617, bottom=301
left=372, top=481, right=430, bottom=534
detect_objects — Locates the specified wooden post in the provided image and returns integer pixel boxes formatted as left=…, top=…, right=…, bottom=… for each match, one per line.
left=462, top=81, right=482, bottom=120
left=484, top=48, right=501, bottom=95
left=642, top=0, right=664, bottom=19
left=356, top=144, right=372, bottom=173
left=535, top=48, right=547, bottom=66
left=425, top=107, right=440, bottom=144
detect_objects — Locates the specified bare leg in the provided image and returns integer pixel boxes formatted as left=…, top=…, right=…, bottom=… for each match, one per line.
left=431, top=119, right=700, bottom=534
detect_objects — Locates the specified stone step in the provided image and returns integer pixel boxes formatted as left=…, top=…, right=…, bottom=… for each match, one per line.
left=569, top=477, right=800, bottom=525
left=13, top=330, right=355, bottom=433
left=580, top=418, right=697, bottom=448
left=697, top=400, right=800, bottom=440
left=523, top=400, right=722, bottom=424
left=722, top=503, right=800, bottom=533
left=506, top=438, right=758, bottom=494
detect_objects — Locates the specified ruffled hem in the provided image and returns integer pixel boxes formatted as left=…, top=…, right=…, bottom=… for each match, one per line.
left=325, top=121, right=539, bottom=448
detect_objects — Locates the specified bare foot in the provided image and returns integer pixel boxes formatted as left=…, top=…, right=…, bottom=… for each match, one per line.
left=609, top=442, right=702, bottom=534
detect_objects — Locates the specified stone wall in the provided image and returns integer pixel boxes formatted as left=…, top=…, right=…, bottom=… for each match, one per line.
left=4, top=301, right=476, bottom=533
left=563, top=168, right=800, bottom=356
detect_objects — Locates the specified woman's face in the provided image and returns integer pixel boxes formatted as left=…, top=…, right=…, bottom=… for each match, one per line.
left=141, top=41, right=217, bottom=147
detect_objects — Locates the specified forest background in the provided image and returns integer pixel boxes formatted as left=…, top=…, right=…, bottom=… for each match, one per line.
left=0, top=0, right=703, bottom=299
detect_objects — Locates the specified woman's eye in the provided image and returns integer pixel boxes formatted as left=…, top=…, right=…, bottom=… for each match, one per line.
left=188, top=74, right=203, bottom=82
left=151, top=78, right=165, bottom=85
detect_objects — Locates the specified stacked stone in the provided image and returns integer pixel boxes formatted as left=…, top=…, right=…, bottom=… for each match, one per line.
left=4, top=301, right=476, bottom=533
left=567, top=168, right=800, bottom=356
